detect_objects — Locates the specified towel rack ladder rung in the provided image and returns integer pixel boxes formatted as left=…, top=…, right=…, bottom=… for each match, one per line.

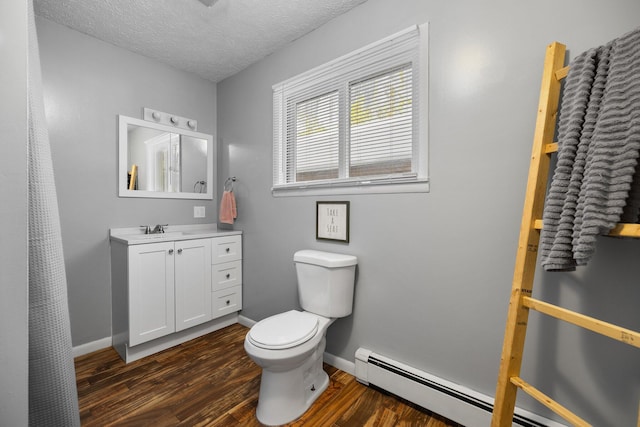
left=523, top=296, right=640, bottom=348
left=510, top=377, right=591, bottom=427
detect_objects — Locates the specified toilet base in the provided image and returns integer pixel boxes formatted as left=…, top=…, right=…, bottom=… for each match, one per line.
left=255, top=338, right=328, bottom=426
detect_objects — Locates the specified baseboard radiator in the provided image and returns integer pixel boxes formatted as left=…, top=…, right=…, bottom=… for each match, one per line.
left=355, top=348, right=565, bottom=427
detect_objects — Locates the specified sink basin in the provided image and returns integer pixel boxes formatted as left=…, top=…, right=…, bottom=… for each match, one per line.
left=126, top=231, right=185, bottom=240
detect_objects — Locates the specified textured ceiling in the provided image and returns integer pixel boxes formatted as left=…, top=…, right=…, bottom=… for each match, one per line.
left=34, top=0, right=368, bottom=83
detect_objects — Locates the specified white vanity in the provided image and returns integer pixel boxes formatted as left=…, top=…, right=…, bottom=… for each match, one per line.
left=110, top=224, right=242, bottom=363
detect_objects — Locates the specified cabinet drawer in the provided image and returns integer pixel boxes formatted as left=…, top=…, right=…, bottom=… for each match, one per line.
left=212, top=235, right=242, bottom=264
left=212, top=260, right=242, bottom=291
left=212, top=286, right=242, bottom=319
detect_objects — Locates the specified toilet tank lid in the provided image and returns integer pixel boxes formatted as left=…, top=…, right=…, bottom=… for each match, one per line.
left=294, top=250, right=357, bottom=267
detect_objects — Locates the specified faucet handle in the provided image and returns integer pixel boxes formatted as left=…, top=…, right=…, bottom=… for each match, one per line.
left=153, top=224, right=169, bottom=233
left=140, top=225, right=151, bottom=234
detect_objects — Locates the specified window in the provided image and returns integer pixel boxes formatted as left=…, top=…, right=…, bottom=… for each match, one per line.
left=273, top=24, right=429, bottom=196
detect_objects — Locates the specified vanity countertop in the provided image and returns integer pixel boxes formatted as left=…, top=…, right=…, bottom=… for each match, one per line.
left=110, top=224, right=241, bottom=245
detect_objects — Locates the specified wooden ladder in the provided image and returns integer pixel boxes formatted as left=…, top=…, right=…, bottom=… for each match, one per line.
left=491, top=41, right=640, bottom=427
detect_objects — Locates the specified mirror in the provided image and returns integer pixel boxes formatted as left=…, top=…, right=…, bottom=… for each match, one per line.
left=118, top=115, right=215, bottom=199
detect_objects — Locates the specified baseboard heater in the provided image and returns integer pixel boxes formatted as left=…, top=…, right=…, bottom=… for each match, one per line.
left=355, top=348, right=565, bottom=427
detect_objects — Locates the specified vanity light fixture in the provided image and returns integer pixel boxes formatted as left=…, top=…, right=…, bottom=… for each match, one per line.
left=142, top=108, right=197, bottom=131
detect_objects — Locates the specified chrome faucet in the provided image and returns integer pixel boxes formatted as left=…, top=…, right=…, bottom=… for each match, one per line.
left=152, top=224, right=168, bottom=234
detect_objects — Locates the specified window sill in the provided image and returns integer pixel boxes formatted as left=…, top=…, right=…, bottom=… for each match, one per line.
left=271, top=179, right=429, bottom=197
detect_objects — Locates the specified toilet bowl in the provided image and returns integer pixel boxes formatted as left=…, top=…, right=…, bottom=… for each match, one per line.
left=244, top=310, right=334, bottom=425
left=244, top=250, right=357, bottom=426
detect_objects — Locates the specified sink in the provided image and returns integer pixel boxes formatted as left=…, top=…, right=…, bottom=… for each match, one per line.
left=126, top=231, right=185, bottom=240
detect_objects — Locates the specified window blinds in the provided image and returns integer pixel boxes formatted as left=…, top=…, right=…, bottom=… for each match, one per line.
left=349, top=65, right=413, bottom=178
left=273, top=24, right=427, bottom=193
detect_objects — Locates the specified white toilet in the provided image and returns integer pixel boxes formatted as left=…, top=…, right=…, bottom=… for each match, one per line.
left=244, top=249, right=357, bottom=426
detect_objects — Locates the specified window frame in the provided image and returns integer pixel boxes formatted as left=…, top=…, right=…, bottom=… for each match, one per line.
left=272, top=23, right=429, bottom=197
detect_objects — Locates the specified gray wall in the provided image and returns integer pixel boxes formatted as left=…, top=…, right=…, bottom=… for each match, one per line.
left=36, top=17, right=218, bottom=346
left=217, top=0, right=640, bottom=424
left=1, top=2, right=29, bottom=425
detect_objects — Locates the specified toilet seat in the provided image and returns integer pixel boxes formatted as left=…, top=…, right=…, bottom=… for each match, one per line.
left=248, top=310, right=319, bottom=350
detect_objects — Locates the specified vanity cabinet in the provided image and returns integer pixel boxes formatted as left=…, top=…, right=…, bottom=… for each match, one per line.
left=110, top=228, right=242, bottom=363
left=127, top=238, right=211, bottom=346
left=211, top=235, right=243, bottom=319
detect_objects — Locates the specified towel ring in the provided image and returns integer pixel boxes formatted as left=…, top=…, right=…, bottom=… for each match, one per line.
left=224, top=176, right=236, bottom=191
left=193, top=180, right=207, bottom=193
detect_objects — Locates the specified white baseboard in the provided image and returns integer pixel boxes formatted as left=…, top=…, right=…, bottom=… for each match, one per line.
left=114, top=314, right=238, bottom=363
left=238, top=314, right=256, bottom=328
left=73, top=314, right=243, bottom=360
left=73, top=336, right=112, bottom=358
left=323, top=352, right=355, bottom=376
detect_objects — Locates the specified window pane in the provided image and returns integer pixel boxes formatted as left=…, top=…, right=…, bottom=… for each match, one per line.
left=273, top=24, right=429, bottom=194
left=294, top=91, right=339, bottom=182
left=349, top=65, right=413, bottom=178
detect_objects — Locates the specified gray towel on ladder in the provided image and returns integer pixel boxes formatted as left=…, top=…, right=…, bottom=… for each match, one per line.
left=540, top=27, right=640, bottom=271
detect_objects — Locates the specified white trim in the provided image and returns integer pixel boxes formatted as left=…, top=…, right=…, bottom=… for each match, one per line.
left=273, top=179, right=429, bottom=197
left=73, top=336, right=112, bottom=358
left=273, top=23, right=429, bottom=195
left=417, top=22, right=430, bottom=179
left=74, top=314, right=243, bottom=362
left=238, top=314, right=256, bottom=328
left=114, top=314, right=238, bottom=363
left=272, top=25, right=420, bottom=92
left=323, top=352, right=355, bottom=376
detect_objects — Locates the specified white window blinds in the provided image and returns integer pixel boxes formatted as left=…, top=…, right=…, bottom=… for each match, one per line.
left=273, top=23, right=428, bottom=195
left=294, top=91, right=339, bottom=182
left=349, top=65, right=413, bottom=178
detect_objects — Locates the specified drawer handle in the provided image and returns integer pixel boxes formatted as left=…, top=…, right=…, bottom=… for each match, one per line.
left=225, top=247, right=230, bottom=253
left=177, top=248, right=183, bottom=254
left=168, top=249, right=174, bottom=255
left=225, top=273, right=231, bottom=279
left=226, top=300, right=231, bottom=305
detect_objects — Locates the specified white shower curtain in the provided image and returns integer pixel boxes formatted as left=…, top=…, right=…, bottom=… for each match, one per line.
left=27, top=1, right=80, bottom=425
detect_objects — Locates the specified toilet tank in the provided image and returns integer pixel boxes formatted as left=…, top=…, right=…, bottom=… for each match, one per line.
left=294, top=250, right=357, bottom=318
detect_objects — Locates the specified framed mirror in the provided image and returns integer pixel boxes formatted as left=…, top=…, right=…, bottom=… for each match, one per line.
left=118, top=115, right=215, bottom=199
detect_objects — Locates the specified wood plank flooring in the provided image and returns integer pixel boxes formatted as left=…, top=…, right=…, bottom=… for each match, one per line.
left=75, top=323, right=462, bottom=426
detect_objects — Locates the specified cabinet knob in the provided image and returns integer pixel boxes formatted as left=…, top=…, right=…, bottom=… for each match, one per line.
left=168, top=249, right=174, bottom=255
left=177, top=248, right=183, bottom=254
left=226, top=300, right=230, bottom=305
left=226, top=273, right=231, bottom=279
left=225, top=247, right=230, bottom=253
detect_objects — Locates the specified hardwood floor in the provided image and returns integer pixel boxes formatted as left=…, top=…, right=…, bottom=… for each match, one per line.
left=75, top=323, right=462, bottom=426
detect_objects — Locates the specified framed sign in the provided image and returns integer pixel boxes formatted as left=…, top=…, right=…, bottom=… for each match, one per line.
left=316, top=201, right=350, bottom=243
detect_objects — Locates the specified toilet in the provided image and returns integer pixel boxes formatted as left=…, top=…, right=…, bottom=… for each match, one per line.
left=244, top=249, right=357, bottom=426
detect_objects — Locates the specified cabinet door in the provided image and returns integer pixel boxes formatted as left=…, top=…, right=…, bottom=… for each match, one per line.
left=175, top=239, right=212, bottom=332
left=128, top=242, right=175, bottom=346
